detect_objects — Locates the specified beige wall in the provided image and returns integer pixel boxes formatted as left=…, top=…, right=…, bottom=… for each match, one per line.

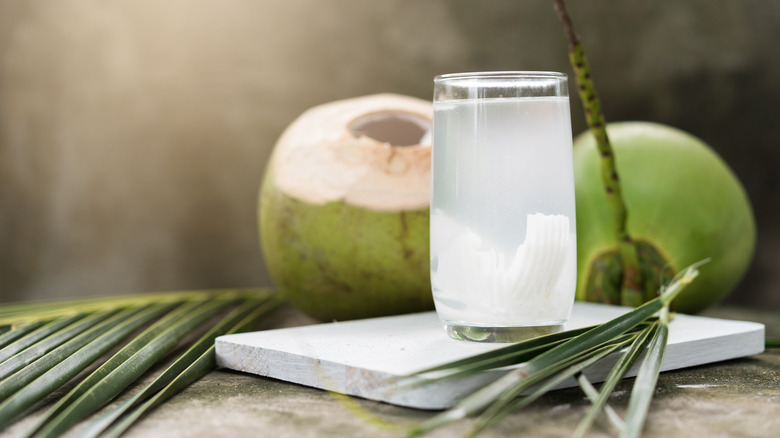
left=1, top=1, right=778, bottom=308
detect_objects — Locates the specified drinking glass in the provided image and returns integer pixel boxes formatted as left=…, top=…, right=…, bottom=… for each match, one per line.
left=430, top=71, right=577, bottom=342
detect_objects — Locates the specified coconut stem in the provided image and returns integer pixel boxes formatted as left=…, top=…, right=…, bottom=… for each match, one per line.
left=553, top=0, right=644, bottom=306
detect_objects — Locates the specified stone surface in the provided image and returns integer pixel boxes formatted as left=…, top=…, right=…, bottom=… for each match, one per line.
left=1, top=305, right=777, bottom=437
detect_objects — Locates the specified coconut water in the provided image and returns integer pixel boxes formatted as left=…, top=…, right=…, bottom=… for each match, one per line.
left=431, top=96, right=576, bottom=330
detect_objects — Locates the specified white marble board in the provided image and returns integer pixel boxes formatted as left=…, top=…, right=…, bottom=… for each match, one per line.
left=215, top=302, right=765, bottom=410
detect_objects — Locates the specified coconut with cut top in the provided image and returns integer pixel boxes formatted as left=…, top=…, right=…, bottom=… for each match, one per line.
left=259, top=94, right=433, bottom=321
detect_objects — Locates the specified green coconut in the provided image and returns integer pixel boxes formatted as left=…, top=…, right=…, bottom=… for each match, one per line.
left=259, top=94, right=434, bottom=321
left=573, top=121, right=756, bottom=313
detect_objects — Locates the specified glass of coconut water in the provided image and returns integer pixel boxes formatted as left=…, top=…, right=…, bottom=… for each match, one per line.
left=431, top=71, right=577, bottom=342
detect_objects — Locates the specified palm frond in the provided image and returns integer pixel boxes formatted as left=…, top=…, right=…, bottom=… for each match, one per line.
left=30, top=299, right=231, bottom=437
left=573, top=319, right=659, bottom=437
left=621, top=307, right=670, bottom=438
left=0, top=288, right=281, bottom=436
left=401, top=325, right=595, bottom=385
left=577, top=374, right=625, bottom=432
left=0, top=303, right=173, bottom=429
left=0, top=314, right=86, bottom=365
left=0, top=311, right=118, bottom=381
left=404, top=263, right=702, bottom=437
left=0, top=322, right=47, bottom=350
left=97, top=298, right=281, bottom=438
left=467, top=333, right=638, bottom=438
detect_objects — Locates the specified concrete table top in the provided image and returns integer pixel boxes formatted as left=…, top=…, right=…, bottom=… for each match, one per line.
left=3, top=305, right=778, bottom=438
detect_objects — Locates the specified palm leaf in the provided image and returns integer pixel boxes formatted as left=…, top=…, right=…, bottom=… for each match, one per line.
left=0, top=322, right=46, bottom=350
left=106, top=348, right=217, bottom=438
left=0, top=289, right=262, bottom=327
left=0, top=304, right=172, bottom=429
left=0, top=314, right=85, bottom=365
left=573, top=319, right=659, bottom=438
left=29, top=298, right=232, bottom=437
left=0, top=288, right=280, bottom=436
left=402, top=325, right=594, bottom=385
left=0, top=311, right=116, bottom=381
left=409, top=295, right=671, bottom=430
left=0, top=306, right=153, bottom=403
left=621, top=307, right=670, bottom=438
left=405, top=263, right=702, bottom=437
left=577, top=373, right=625, bottom=432
left=469, top=334, right=638, bottom=438
left=408, top=332, right=636, bottom=437
left=96, top=297, right=282, bottom=438
left=75, top=297, right=279, bottom=437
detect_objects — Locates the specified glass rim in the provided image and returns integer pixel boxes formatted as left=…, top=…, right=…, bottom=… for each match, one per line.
left=434, top=71, right=567, bottom=83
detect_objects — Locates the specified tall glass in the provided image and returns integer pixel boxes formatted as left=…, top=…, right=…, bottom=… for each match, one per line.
left=430, top=71, right=577, bottom=342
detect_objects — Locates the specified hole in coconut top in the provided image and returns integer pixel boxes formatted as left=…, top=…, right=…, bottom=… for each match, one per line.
left=349, top=112, right=431, bottom=147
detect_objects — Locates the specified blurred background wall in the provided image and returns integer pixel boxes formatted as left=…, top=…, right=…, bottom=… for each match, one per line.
left=0, top=0, right=777, bottom=308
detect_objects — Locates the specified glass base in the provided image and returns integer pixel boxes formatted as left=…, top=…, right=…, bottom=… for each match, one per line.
left=445, top=323, right=564, bottom=343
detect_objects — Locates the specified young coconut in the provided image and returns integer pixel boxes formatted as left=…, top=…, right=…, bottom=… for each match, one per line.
left=554, top=0, right=755, bottom=313
left=573, top=122, right=756, bottom=313
left=259, top=94, right=433, bottom=321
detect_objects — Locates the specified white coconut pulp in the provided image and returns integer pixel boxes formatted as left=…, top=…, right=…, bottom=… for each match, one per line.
left=271, top=94, right=432, bottom=211
left=432, top=212, right=575, bottom=326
